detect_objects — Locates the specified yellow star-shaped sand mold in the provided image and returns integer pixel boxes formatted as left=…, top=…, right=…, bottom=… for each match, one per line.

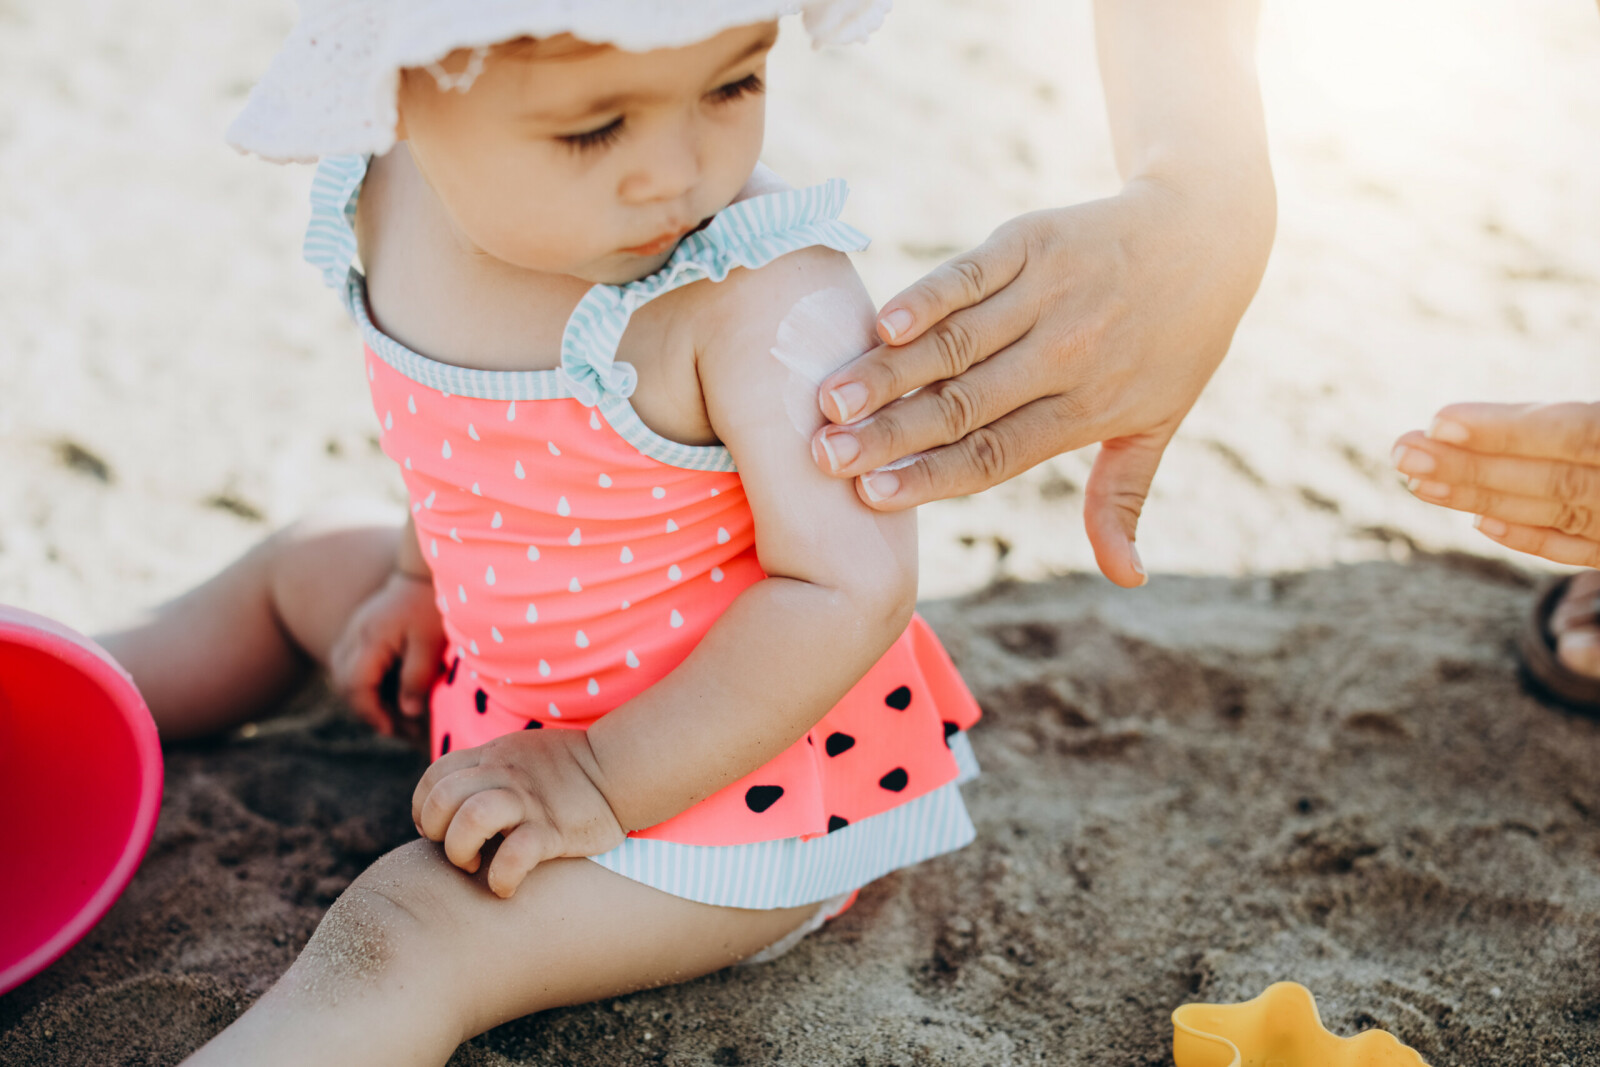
left=1172, top=982, right=1431, bottom=1067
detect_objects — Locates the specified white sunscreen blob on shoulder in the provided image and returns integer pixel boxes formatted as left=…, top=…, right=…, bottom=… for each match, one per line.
left=768, top=286, right=876, bottom=436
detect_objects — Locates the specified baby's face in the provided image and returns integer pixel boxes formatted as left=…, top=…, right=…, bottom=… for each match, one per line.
left=396, top=23, right=776, bottom=285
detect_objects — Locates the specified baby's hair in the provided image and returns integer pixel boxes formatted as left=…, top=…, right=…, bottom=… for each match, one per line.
left=422, top=35, right=614, bottom=92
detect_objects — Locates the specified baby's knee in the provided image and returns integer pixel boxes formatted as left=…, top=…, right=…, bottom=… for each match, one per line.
left=292, top=843, right=456, bottom=998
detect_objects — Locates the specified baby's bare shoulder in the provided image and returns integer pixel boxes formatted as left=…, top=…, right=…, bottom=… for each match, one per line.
left=695, top=244, right=875, bottom=369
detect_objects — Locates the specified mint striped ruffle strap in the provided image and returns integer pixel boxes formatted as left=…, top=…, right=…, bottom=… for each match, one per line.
left=302, top=154, right=371, bottom=319
left=558, top=179, right=870, bottom=408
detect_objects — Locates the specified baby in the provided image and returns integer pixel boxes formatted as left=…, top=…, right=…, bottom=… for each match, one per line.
left=102, top=3, right=983, bottom=1064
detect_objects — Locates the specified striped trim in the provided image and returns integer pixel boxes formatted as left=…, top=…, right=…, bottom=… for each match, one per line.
left=557, top=179, right=869, bottom=410
left=303, top=154, right=367, bottom=307
left=588, top=733, right=980, bottom=910
left=305, top=154, right=866, bottom=473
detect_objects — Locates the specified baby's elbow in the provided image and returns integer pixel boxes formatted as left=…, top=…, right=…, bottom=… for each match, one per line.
left=846, top=558, right=918, bottom=644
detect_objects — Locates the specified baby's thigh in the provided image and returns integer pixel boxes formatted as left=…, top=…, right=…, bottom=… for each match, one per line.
left=312, top=839, right=817, bottom=1037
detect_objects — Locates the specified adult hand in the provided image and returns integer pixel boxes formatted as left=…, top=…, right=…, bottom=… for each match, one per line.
left=1393, top=401, right=1600, bottom=568
left=810, top=175, right=1274, bottom=587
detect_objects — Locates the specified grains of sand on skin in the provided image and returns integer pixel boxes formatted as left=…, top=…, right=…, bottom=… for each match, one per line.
left=289, top=854, right=434, bottom=1006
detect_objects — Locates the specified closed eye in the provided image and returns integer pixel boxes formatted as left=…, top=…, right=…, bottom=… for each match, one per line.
left=558, top=116, right=624, bottom=153
left=708, top=73, right=764, bottom=104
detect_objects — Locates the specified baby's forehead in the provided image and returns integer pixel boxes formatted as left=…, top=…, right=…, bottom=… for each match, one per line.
left=492, top=34, right=614, bottom=63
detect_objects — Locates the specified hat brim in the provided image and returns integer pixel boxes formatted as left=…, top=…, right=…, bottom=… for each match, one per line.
left=226, top=0, right=889, bottom=163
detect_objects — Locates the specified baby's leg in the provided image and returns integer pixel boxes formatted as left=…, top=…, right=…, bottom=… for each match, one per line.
left=99, top=502, right=403, bottom=740
left=179, top=841, right=817, bottom=1067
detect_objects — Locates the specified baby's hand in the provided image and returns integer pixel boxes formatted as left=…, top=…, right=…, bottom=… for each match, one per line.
left=328, top=570, right=446, bottom=742
left=411, top=728, right=625, bottom=898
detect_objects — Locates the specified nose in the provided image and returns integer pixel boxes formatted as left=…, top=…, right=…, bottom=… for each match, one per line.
left=617, top=114, right=700, bottom=206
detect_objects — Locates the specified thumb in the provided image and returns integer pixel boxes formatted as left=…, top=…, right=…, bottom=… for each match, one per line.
left=1083, top=430, right=1174, bottom=588
left=874, top=223, right=1028, bottom=346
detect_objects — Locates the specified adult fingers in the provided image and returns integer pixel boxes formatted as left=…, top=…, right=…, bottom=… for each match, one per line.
left=811, top=323, right=1046, bottom=479
left=1082, top=430, right=1175, bottom=589
left=1393, top=433, right=1600, bottom=509
left=1427, top=401, right=1600, bottom=463
left=486, top=821, right=563, bottom=899
left=1473, top=517, right=1600, bottom=569
left=851, top=394, right=1080, bottom=511
left=1406, top=479, right=1600, bottom=541
left=818, top=229, right=1030, bottom=427
left=442, top=788, right=525, bottom=874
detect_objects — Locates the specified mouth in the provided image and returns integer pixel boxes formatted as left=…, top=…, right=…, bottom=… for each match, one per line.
left=620, top=226, right=692, bottom=257
left=620, top=218, right=710, bottom=257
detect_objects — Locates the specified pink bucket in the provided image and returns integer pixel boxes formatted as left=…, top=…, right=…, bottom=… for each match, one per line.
left=0, top=606, right=162, bottom=995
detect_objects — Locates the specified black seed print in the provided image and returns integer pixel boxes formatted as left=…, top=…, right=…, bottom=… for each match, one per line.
left=474, top=688, right=488, bottom=714
left=825, top=732, right=856, bottom=757
left=828, top=815, right=849, bottom=833
left=440, top=733, right=452, bottom=755
left=943, top=721, right=959, bottom=747
left=523, top=719, right=543, bottom=730
left=745, top=785, right=784, bottom=813
left=885, top=685, right=912, bottom=710
left=446, top=656, right=460, bottom=685
left=878, top=767, right=908, bottom=792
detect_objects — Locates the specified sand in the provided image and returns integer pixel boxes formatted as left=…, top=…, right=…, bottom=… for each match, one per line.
left=3, top=0, right=1599, bottom=1063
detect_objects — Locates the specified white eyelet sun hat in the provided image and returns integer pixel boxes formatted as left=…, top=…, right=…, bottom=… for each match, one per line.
left=227, top=0, right=890, bottom=164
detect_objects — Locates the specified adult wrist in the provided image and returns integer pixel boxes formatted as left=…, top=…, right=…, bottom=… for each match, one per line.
left=1124, top=142, right=1277, bottom=281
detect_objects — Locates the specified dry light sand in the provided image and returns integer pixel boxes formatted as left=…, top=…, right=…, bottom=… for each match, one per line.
left=2, top=0, right=1599, bottom=1064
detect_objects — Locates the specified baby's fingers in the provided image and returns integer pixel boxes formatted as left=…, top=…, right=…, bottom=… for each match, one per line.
left=411, top=749, right=481, bottom=833
left=328, top=627, right=396, bottom=735
left=486, top=821, right=564, bottom=898
left=442, top=788, right=527, bottom=875
left=398, top=634, right=444, bottom=719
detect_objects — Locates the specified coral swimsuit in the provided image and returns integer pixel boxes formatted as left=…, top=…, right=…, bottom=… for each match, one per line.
left=306, top=157, right=981, bottom=908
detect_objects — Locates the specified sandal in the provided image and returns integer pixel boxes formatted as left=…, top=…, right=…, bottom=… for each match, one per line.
left=1518, top=573, right=1600, bottom=715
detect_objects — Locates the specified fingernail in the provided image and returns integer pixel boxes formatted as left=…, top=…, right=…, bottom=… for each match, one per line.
left=878, top=308, right=913, bottom=343
left=414, top=822, right=425, bottom=837
left=1129, top=543, right=1147, bottom=579
left=1413, top=480, right=1450, bottom=500
left=860, top=470, right=900, bottom=502
left=829, top=382, right=869, bottom=423
left=817, top=429, right=860, bottom=472
left=1558, top=631, right=1600, bottom=674
left=1428, top=418, right=1470, bottom=445
left=1394, top=447, right=1436, bottom=476
left=1474, top=515, right=1508, bottom=536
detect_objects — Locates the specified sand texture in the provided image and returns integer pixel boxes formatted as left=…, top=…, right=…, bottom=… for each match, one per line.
left=3, top=0, right=1600, bottom=1063
left=4, top=558, right=1600, bottom=1065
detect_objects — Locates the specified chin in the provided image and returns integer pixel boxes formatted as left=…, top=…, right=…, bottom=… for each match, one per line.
left=574, top=251, right=674, bottom=286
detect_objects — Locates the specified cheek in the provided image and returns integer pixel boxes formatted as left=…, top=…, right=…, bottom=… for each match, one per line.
left=450, top=164, right=613, bottom=270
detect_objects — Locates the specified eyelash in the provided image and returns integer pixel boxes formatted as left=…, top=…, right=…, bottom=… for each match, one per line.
left=556, top=73, right=765, bottom=154
left=559, top=118, right=624, bottom=153
left=708, top=72, right=765, bottom=103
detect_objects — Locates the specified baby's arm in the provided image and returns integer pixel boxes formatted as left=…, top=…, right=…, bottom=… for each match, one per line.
left=411, top=249, right=915, bottom=894
left=588, top=249, right=916, bottom=828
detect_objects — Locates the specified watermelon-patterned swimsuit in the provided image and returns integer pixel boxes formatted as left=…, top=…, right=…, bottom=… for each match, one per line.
left=305, top=156, right=981, bottom=910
